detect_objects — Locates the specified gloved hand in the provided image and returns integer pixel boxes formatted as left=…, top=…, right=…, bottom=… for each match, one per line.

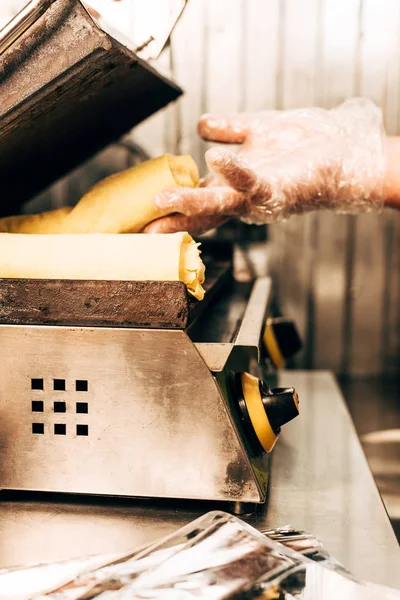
left=144, top=98, right=386, bottom=234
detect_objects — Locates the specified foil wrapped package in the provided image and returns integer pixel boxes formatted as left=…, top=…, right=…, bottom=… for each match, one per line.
left=1, top=511, right=399, bottom=600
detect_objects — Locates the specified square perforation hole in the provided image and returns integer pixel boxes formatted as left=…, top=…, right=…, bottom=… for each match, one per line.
left=76, top=380, right=88, bottom=392
left=54, top=424, right=66, bottom=435
left=53, top=379, right=66, bottom=391
left=32, top=423, right=44, bottom=434
left=77, top=424, right=89, bottom=436
left=32, top=400, right=44, bottom=413
left=54, top=401, right=66, bottom=413
left=31, top=378, right=43, bottom=390
left=76, top=402, right=88, bottom=414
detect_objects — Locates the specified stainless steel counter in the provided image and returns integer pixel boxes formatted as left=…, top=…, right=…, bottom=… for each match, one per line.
left=0, top=371, right=399, bottom=588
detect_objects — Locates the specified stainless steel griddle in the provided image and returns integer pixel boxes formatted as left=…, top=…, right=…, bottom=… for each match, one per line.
left=0, top=2, right=301, bottom=513
left=0, top=247, right=300, bottom=509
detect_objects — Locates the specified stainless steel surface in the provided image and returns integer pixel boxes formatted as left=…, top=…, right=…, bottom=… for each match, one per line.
left=0, top=0, right=188, bottom=60
left=85, top=0, right=188, bottom=61
left=189, top=283, right=249, bottom=344
left=0, top=325, right=264, bottom=502
left=132, top=0, right=188, bottom=60
left=0, top=0, right=56, bottom=56
left=340, top=376, right=400, bottom=541
left=194, top=343, right=232, bottom=373
left=234, top=278, right=271, bottom=362
left=264, top=372, right=400, bottom=588
left=0, top=372, right=398, bottom=589
left=193, top=276, right=272, bottom=372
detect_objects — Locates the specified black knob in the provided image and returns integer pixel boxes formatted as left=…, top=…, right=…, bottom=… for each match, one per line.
left=263, top=318, right=302, bottom=368
left=259, top=381, right=299, bottom=434
left=233, top=373, right=300, bottom=454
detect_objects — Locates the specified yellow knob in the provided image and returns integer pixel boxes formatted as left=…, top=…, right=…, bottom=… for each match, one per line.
left=241, top=372, right=278, bottom=453
left=238, top=372, right=300, bottom=454
left=263, top=318, right=302, bottom=369
left=263, top=321, right=285, bottom=369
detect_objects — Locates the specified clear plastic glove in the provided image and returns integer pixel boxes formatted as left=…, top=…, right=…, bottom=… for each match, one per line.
left=144, top=98, right=386, bottom=234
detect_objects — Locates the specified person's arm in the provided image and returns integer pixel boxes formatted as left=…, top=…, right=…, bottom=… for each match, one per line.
left=384, top=137, right=400, bottom=209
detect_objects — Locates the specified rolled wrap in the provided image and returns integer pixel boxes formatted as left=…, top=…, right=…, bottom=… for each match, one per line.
left=60, top=154, right=199, bottom=233
left=0, top=155, right=199, bottom=234
left=0, top=206, right=72, bottom=234
left=0, top=232, right=206, bottom=300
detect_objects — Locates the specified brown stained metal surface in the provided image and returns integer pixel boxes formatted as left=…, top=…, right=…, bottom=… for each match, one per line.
left=0, top=0, right=182, bottom=215
left=0, top=279, right=189, bottom=329
left=0, top=262, right=232, bottom=329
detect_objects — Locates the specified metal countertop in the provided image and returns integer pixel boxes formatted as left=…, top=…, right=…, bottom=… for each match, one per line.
left=0, top=371, right=399, bottom=588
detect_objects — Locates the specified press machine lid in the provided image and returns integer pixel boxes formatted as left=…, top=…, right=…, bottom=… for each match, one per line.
left=0, top=0, right=183, bottom=216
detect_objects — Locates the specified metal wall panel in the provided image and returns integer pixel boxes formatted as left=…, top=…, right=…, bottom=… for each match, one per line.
left=169, top=0, right=205, bottom=164
left=270, top=0, right=322, bottom=367
left=347, top=1, right=396, bottom=375
left=312, top=0, right=360, bottom=373
left=2, top=0, right=400, bottom=374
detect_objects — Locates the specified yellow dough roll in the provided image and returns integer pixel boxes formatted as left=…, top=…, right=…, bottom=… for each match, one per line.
left=0, top=206, right=72, bottom=233
left=0, top=232, right=206, bottom=300
left=60, top=154, right=199, bottom=233
left=0, top=154, right=199, bottom=235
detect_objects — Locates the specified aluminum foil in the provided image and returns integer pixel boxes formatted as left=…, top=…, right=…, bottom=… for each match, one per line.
left=1, top=511, right=399, bottom=600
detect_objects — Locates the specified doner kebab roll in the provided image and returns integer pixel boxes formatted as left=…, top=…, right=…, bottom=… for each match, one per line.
left=0, top=206, right=72, bottom=234
left=0, top=155, right=199, bottom=234
left=0, top=232, right=206, bottom=300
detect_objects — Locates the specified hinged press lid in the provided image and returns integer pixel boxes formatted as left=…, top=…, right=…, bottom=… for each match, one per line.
left=0, top=0, right=183, bottom=216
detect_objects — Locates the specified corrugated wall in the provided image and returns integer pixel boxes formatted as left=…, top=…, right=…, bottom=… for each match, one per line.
left=2, top=0, right=400, bottom=375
